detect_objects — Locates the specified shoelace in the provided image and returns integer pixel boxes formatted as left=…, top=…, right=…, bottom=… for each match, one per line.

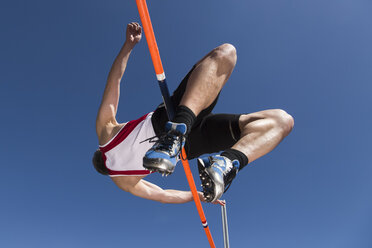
left=141, top=131, right=187, bottom=159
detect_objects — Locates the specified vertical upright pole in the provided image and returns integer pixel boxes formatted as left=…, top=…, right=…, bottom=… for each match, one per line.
left=135, top=1, right=216, bottom=247
left=221, top=203, right=230, bottom=248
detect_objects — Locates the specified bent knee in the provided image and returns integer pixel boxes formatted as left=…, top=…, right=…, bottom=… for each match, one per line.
left=270, top=109, right=294, bottom=136
left=211, top=43, right=237, bottom=67
left=218, top=43, right=237, bottom=57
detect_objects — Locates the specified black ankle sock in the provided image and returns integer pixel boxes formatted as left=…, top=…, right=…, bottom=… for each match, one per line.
left=172, top=105, right=196, bottom=134
left=221, top=148, right=249, bottom=171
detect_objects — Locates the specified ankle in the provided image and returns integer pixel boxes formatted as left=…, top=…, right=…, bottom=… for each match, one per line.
left=171, top=105, right=196, bottom=134
left=221, top=148, right=249, bottom=171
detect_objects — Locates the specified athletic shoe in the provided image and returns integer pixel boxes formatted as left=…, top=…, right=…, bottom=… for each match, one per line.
left=197, top=155, right=239, bottom=202
left=143, top=122, right=187, bottom=176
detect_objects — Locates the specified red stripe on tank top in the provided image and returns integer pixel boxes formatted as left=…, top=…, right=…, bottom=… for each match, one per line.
left=99, top=113, right=154, bottom=176
left=100, top=113, right=149, bottom=153
left=107, top=169, right=153, bottom=176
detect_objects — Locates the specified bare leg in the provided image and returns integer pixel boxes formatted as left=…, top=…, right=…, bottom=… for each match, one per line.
left=232, top=109, right=295, bottom=163
left=179, top=43, right=237, bottom=116
left=143, top=44, right=237, bottom=174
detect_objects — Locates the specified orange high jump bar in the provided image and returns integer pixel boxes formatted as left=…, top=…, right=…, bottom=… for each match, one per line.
left=135, top=0, right=216, bottom=247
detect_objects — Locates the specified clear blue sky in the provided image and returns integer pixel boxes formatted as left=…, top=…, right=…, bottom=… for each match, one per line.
left=1, top=0, right=371, bottom=247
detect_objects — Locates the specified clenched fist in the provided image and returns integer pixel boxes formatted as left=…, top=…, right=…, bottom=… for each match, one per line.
left=126, top=22, right=142, bottom=46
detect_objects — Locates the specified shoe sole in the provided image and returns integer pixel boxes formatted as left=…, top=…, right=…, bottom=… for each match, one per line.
left=197, top=159, right=216, bottom=202
left=143, top=157, right=175, bottom=176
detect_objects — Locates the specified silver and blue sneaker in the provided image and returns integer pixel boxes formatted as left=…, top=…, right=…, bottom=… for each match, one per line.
left=197, top=155, right=239, bottom=202
left=143, top=121, right=187, bottom=176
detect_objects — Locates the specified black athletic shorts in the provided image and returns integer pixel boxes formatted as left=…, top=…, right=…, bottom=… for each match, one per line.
left=151, top=65, right=241, bottom=159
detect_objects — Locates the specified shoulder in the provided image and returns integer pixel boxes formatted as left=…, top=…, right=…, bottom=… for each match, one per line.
left=98, top=122, right=126, bottom=146
left=97, top=112, right=153, bottom=146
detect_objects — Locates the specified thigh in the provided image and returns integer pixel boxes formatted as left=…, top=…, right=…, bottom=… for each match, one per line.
left=186, top=113, right=241, bottom=159
left=152, top=65, right=220, bottom=135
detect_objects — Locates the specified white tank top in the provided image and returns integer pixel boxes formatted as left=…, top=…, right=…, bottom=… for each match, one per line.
left=99, top=112, right=156, bottom=177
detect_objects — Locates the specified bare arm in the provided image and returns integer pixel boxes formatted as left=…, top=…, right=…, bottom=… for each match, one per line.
left=96, top=23, right=142, bottom=138
left=129, top=179, right=201, bottom=204
left=111, top=176, right=226, bottom=205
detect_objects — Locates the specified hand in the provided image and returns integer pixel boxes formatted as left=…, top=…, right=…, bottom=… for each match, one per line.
left=126, top=22, right=142, bottom=46
left=197, top=192, right=226, bottom=206
left=212, top=199, right=226, bottom=206
left=198, top=191, right=206, bottom=202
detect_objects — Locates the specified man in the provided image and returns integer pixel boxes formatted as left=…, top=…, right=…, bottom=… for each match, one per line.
left=93, top=22, right=294, bottom=204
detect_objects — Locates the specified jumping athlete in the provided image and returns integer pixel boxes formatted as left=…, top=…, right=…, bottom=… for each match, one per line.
left=93, top=22, right=294, bottom=204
